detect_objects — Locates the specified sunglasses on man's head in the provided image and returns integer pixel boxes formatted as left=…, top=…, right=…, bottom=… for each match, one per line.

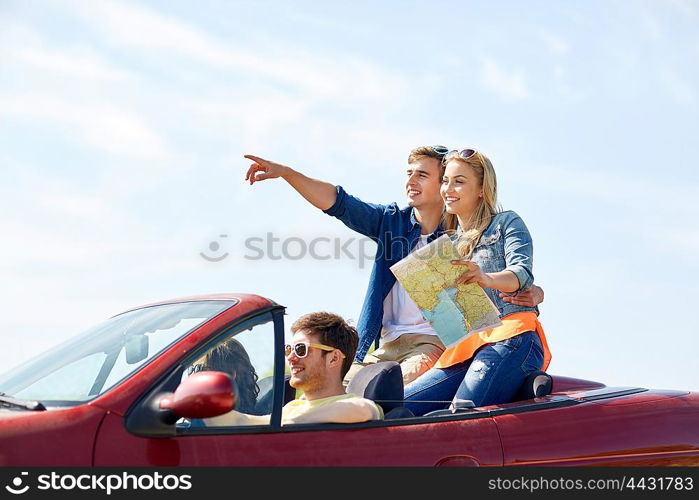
left=430, top=145, right=449, bottom=155
left=284, top=342, right=345, bottom=359
left=443, top=149, right=477, bottom=163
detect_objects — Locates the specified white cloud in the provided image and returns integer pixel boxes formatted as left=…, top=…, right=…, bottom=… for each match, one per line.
left=1, top=1, right=436, bottom=174
left=0, top=169, right=127, bottom=266
left=0, top=24, right=165, bottom=160
left=179, top=88, right=315, bottom=153
left=0, top=93, right=170, bottom=160
left=541, top=33, right=569, bottom=55
left=620, top=219, right=699, bottom=267
left=661, top=71, right=696, bottom=104
left=7, top=45, right=133, bottom=82
left=68, top=0, right=414, bottom=109
left=510, top=162, right=699, bottom=215
left=668, top=0, right=699, bottom=17
left=480, top=57, right=530, bottom=101
left=640, top=9, right=662, bottom=40
left=70, top=0, right=230, bottom=58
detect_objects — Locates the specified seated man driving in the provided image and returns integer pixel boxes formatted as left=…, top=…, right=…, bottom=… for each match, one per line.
left=203, top=311, right=383, bottom=426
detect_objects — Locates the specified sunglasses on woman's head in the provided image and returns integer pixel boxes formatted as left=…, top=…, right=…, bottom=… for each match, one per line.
left=284, top=342, right=345, bottom=359
left=443, top=149, right=477, bottom=163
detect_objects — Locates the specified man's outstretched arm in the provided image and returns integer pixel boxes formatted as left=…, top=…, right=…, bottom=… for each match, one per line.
left=244, top=154, right=337, bottom=211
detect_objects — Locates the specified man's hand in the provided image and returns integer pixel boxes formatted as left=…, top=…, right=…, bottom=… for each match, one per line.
left=244, top=154, right=290, bottom=185
left=242, top=154, right=337, bottom=210
left=499, top=285, right=544, bottom=307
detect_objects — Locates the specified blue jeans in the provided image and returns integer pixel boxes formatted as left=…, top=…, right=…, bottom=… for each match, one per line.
left=403, top=331, right=544, bottom=416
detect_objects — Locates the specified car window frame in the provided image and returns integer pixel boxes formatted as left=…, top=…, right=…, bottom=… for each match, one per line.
left=124, top=305, right=285, bottom=438
left=171, top=307, right=287, bottom=435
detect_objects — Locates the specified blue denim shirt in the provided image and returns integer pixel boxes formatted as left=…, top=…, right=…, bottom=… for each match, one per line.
left=323, top=187, right=537, bottom=361
left=323, top=186, right=442, bottom=361
left=465, top=210, right=538, bottom=319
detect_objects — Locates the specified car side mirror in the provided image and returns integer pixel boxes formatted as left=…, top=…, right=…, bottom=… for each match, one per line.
left=159, top=371, right=236, bottom=419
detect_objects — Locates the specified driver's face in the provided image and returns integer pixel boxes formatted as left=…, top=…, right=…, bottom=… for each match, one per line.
left=286, top=330, right=328, bottom=392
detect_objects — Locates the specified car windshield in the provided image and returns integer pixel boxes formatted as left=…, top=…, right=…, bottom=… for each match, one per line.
left=0, top=300, right=236, bottom=407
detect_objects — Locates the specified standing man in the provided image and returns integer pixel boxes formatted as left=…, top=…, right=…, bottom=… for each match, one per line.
left=243, top=146, right=543, bottom=384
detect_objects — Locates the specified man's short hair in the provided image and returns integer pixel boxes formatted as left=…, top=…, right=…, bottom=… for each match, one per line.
left=291, top=312, right=359, bottom=377
left=407, top=145, right=448, bottom=165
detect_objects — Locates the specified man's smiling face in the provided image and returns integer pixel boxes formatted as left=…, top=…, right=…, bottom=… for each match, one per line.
left=286, top=330, right=329, bottom=393
left=405, top=157, right=443, bottom=210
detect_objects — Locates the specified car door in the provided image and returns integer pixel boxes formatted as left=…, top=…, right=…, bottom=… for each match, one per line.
left=93, top=310, right=503, bottom=466
left=494, top=389, right=698, bottom=466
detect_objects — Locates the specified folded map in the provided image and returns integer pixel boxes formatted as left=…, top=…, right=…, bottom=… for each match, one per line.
left=390, top=234, right=502, bottom=347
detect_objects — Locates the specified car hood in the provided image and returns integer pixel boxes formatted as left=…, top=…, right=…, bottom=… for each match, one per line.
left=0, top=404, right=104, bottom=436
left=0, top=405, right=107, bottom=466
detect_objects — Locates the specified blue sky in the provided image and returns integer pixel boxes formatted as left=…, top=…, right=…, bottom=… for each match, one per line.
left=1, top=0, right=697, bottom=391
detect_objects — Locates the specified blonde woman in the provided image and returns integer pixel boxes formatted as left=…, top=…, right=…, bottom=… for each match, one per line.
left=404, top=149, right=552, bottom=415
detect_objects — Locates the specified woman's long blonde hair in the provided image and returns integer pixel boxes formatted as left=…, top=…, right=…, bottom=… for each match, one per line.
left=442, top=150, right=500, bottom=258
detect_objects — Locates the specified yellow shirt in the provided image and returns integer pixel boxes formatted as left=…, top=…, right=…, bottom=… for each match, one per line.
left=282, top=393, right=384, bottom=424
left=435, top=311, right=552, bottom=370
left=204, top=393, right=384, bottom=427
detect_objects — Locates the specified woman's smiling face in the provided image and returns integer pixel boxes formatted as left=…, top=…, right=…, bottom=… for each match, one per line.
left=441, top=159, right=483, bottom=216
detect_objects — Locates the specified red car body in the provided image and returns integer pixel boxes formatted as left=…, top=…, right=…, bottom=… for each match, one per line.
left=1, top=294, right=698, bottom=466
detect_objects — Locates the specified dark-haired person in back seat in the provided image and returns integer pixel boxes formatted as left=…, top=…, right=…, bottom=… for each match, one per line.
left=204, top=312, right=383, bottom=426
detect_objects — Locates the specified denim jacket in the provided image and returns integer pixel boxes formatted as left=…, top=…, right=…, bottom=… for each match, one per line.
left=324, top=187, right=536, bottom=361
left=323, top=186, right=442, bottom=361
left=464, top=210, right=538, bottom=318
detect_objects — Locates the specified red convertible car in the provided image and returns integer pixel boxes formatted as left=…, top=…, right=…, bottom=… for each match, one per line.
left=1, top=293, right=697, bottom=466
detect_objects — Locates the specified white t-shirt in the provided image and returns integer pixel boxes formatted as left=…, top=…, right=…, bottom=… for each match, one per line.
left=381, top=234, right=438, bottom=344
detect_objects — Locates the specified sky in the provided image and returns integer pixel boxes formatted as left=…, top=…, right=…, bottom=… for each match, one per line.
left=1, top=0, right=698, bottom=392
